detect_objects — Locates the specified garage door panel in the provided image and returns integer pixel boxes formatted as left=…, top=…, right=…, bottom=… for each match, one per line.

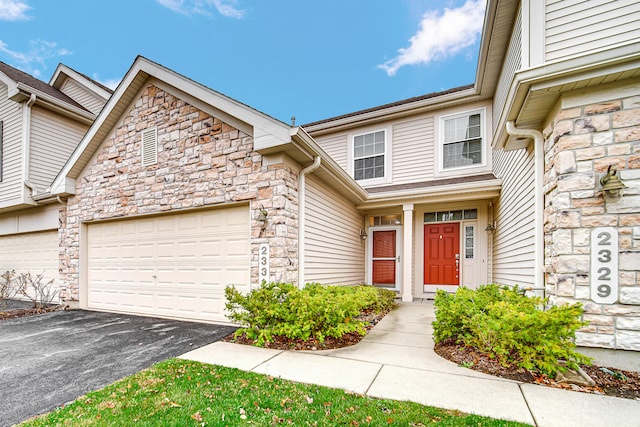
left=0, top=230, right=59, bottom=301
left=87, top=206, right=250, bottom=323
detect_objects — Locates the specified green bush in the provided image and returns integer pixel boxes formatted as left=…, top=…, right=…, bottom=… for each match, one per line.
left=225, top=282, right=396, bottom=346
left=433, top=284, right=591, bottom=376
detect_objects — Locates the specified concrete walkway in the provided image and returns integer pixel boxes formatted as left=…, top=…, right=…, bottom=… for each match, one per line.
left=180, top=301, right=640, bottom=427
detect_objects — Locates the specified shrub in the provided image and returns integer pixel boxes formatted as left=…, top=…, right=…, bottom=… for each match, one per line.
left=225, top=282, right=395, bottom=346
left=14, top=271, right=59, bottom=308
left=433, top=284, right=590, bottom=376
left=0, top=270, right=17, bottom=309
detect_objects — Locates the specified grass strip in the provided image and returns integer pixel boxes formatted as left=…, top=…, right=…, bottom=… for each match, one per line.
left=21, top=359, right=531, bottom=426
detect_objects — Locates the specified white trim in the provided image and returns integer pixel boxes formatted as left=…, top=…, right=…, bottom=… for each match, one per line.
left=347, top=125, right=392, bottom=186
left=402, top=204, right=414, bottom=302
left=437, top=108, right=487, bottom=175
left=49, top=63, right=113, bottom=101
left=526, top=0, right=545, bottom=67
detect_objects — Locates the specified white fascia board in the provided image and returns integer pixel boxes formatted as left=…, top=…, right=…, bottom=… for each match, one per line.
left=360, top=179, right=502, bottom=210
left=50, top=56, right=292, bottom=196
left=50, top=63, right=112, bottom=100
left=0, top=71, right=18, bottom=97
left=493, top=42, right=640, bottom=149
left=11, top=82, right=96, bottom=123
left=290, top=127, right=368, bottom=202
left=474, top=0, right=499, bottom=91
left=137, top=57, right=291, bottom=148
left=304, top=88, right=479, bottom=135
left=49, top=176, right=76, bottom=196
left=50, top=60, right=147, bottom=196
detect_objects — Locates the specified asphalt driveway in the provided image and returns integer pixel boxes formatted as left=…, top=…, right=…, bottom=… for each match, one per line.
left=0, top=309, right=236, bottom=426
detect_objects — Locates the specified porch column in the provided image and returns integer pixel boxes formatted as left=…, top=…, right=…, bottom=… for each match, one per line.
left=402, top=203, right=414, bottom=302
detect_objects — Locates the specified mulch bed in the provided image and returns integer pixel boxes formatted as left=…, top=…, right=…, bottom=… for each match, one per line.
left=0, top=304, right=62, bottom=320
left=434, top=338, right=640, bottom=400
left=224, top=310, right=386, bottom=351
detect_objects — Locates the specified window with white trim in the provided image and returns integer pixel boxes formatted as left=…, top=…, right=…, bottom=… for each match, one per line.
left=465, top=225, right=475, bottom=259
left=441, top=111, right=483, bottom=170
left=353, top=130, right=385, bottom=181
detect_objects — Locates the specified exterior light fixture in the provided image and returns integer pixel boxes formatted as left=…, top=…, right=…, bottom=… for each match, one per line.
left=359, top=229, right=368, bottom=241
left=600, top=165, right=627, bottom=204
left=257, top=205, right=268, bottom=227
left=485, top=222, right=496, bottom=233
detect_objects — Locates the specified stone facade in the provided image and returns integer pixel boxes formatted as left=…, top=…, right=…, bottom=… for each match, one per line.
left=58, top=84, right=300, bottom=301
left=543, top=88, right=640, bottom=350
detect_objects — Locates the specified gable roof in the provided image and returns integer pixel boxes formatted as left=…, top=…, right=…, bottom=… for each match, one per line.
left=49, top=63, right=114, bottom=101
left=0, top=61, right=90, bottom=112
left=49, top=56, right=298, bottom=196
left=302, top=84, right=476, bottom=133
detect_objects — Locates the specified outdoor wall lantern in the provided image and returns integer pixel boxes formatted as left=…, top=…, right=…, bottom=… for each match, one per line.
left=485, top=222, right=496, bottom=233
left=359, top=228, right=368, bottom=241
left=600, top=165, right=627, bottom=204
left=257, top=205, right=268, bottom=228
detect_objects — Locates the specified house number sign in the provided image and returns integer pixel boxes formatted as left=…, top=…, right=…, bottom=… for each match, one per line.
left=258, top=243, right=270, bottom=285
left=590, top=227, right=618, bottom=304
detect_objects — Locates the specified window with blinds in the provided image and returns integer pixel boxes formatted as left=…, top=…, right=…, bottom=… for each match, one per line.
left=442, top=111, right=483, bottom=169
left=353, top=130, right=385, bottom=181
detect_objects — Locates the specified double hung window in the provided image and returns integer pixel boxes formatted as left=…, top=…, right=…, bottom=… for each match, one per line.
left=442, top=111, right=483, bottom=170
left=353, top=130, right=385, bottom=181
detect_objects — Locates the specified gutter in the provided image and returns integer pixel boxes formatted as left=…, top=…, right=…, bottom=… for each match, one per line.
left=505, top=121, right=544, bottom=298
left=298, top=156, right=321, bottom=289
left=22, top=94, right=37, bottom=197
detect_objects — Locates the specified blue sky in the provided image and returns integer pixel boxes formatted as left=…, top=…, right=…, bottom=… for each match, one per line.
left=0, top=0, right=486, bottom=124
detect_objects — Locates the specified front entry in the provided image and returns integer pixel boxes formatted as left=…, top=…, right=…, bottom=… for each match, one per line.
left=370, top=227, right=401, bottom=290
left=424, top=223, right=460, bottom=287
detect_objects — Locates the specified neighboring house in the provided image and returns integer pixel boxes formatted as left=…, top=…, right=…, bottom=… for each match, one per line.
left=1, top=0, right=638, bottom=351
left=0, top=61, right=110, bottom=296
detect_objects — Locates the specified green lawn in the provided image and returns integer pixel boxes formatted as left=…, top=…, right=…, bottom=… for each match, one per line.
left=20, top=359, right=531, bottom=426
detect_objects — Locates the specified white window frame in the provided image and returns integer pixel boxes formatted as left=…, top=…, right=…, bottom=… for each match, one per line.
left=348, top=126, right=392, bottom=186
left=437, top=108, right=486, bottom=174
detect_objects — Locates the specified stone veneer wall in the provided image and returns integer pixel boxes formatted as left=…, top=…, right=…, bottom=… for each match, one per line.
left=543, top=88, right=640, bottom=350
left=59, top=84, right=299, bottom=301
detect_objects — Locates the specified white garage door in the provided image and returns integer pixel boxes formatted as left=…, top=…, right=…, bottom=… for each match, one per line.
left=0, top=231, right=59, bottom=297
left=87, top=206, right=250, bottom=323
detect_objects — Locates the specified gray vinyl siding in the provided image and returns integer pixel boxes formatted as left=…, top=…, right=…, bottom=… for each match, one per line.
left=30, top=106, right=87, bottom=192
left=546, top=0, right=640, bottom=61
left=491, top=145, right=535, bottom=287
left=304, top=174, right=365, bottom=285
left=314, top=133, right=348, bottom=171
left=0, top=82, right=24, bottom=205
left=494, top=6, right=522, bottom=133
left=392, top=116, right=434, bottom=184
left=60, top=78, right=106, bottom=115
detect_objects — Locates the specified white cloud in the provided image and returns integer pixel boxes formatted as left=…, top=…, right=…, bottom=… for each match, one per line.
left=93, top=74, right=121, bottom=90
left=0, top=0, right=31, bottom=21
left=156, top=0, right=245, bottom=19
left=0, top=39, right=71, bottom=77
left=379, top=0, right=486, bottom=76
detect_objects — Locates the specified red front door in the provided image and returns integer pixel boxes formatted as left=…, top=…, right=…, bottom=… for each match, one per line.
left=424, top=223, right=460, bottom=286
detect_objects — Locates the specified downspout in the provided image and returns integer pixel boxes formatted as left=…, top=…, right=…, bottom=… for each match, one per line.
left=298, top=156, right=321, bottom=289
left=505, top=121, right=544, bottom=297
left=22, top=93, right=37, bottom=197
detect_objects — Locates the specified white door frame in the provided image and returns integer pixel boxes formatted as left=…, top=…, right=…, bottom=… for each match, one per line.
left=367, top=225, right=402, bottom=291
